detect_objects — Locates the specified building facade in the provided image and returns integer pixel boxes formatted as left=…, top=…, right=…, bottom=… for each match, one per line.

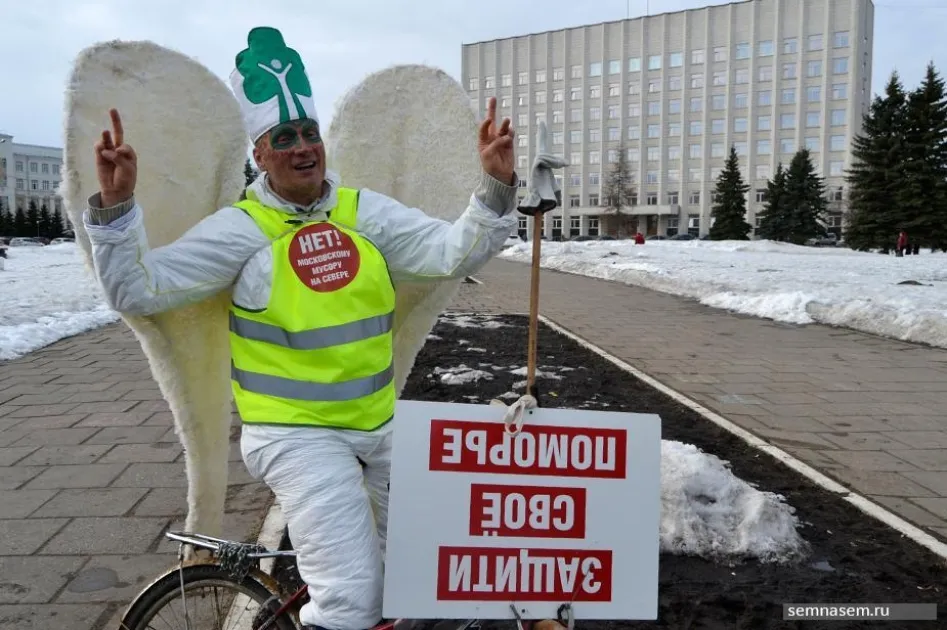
left=462, top=0, right=874, bottom=239
left=0, top=132, right=65, bottom=221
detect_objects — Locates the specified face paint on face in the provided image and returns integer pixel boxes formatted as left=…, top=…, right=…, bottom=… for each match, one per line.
left=268, top=119, right=322, bottom=151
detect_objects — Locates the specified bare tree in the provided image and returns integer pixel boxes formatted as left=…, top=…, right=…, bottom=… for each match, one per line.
left=600, top=141, right=638, bottom=237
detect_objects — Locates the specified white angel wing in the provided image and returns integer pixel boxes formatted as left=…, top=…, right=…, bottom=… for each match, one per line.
left=325, top=64, right=481, bottom=396
left=60, top=39, right=247, bottom=538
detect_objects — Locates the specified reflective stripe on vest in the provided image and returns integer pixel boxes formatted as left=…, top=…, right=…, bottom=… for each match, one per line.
left=228, top=186, right=397, bottom=430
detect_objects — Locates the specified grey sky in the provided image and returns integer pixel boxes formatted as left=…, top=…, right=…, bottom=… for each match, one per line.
left=2, top=0, right=945, bottom=148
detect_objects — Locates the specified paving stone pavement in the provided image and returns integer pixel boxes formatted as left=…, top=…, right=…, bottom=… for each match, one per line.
left=0, top=324, right=273, bottom=630
left=454, top=259, right=947, bottom=543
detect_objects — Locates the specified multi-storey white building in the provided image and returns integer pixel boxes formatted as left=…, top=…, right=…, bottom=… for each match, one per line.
left=463, top=0, right=874, bottom=239
left=0, top=132, right=65, bottom=220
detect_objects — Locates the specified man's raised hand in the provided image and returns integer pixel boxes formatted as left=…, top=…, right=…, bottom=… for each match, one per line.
left=94, top=108, right=138, bottom=207
left=478, top=97, right=516, bottom=185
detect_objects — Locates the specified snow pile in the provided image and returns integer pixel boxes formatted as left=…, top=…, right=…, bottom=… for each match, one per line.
left=660, top=440, right=808, bottom=563
left=499, top=238, right=947, bottom=348
left=0, top=243, right=119, bottom=361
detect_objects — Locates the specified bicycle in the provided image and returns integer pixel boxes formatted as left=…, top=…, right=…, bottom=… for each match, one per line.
left=116, top=530, right=569, bottom=630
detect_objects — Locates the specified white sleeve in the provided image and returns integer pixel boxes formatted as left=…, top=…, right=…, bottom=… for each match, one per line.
left=83, top=201, right=269, bottom=316
left=355, top=171, right=519, bottom=282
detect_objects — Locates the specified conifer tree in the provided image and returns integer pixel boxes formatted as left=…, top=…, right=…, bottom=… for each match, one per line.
left=756, top=163, right=790, bottom=241
left=845, top=73, right=909, bottom=251
left=896, top=62, right=947, bottom=249
left=709, top=145, right=752, bottom=240
left=783, top=149, right=828, bottom=244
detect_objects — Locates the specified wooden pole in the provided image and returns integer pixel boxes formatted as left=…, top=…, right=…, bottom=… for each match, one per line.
left=526, top=212, right=543, bottom=395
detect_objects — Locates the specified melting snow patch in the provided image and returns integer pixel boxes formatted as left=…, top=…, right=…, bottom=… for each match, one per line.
left=438, top=313, right=509, bottom=329
left=660, top=440, right=808, bottom=563
left=433, top=365, right=494, bottom=385
left=509, top=366, right=564, bottom=380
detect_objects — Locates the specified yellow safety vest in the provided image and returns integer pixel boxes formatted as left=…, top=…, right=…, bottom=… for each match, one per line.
left=229, top=187, right=396, bottom=430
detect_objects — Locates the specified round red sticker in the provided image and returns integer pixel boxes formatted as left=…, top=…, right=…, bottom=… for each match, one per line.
left=288, top=223, right=361, bottom=293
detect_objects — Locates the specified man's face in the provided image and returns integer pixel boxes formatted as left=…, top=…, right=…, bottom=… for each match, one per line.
left=253, top=118, right=326, bottom=202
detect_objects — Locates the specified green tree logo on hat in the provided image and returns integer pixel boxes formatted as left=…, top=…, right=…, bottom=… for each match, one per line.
left=235, top=27, right=313, bottom=124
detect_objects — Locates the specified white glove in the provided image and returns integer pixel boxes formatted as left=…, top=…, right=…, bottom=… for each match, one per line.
left=517, top=121, right=570, bottom=215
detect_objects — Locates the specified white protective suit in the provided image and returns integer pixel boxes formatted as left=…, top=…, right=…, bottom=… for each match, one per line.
left=83, top=167, right=519, bottom=630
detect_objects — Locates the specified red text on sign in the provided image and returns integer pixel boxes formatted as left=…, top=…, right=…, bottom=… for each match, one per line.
left=436, top=546, right=612, bottom=601
left=469, top=484, right=586, bottom=538
left=288, top=223, right=360, bottom=293
left=429, top=420, right=626, bottom=479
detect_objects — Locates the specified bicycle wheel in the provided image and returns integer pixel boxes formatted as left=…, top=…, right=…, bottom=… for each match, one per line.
left=118, top=563, right=298, bottom=630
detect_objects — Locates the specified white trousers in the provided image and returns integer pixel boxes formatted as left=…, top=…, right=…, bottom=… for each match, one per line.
left=241, top=422, right=393, bottom=630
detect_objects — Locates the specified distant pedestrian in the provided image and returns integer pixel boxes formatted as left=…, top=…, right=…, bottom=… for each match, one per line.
left=635, top=232, right=645, bottom=245
left=896, top=230, right=907, bottom=257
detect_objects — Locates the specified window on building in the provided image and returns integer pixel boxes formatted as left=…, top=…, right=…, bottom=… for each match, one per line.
left=690, top=97, right=703, bottom=112
left=834, top=31, right=850, bottom=48
left=589, top=128, right=601, bottom=143
left=589, top=172, right=600, bottom=185
left=646, top=192, right=658, bottom=204
left=807, top=85, right=821, bottom=102
left=831, top=109, right=846, bottom=126
left=780, top=113, right=796, bottom=129
left=627, top=125, right=640, bottom=140
left=712, top=119, right=725, bottom=134
left=830, top=161, right=844, bottom=176
left=756, top=189, right=767, bottom=203
left=648, top=101, right=661, bottom=116
left=832, top=83, right=848, bottom=99
left=690, top=144, right=701, bottom=158
left=758, top=114, right=771, bottom=130
left=668, top=75, right=682, bottom=91
left=805, top=136, right=819, bottom=151
left=691, top=73, right=704, bottom=88
left=780, top=138, right=796, bottom=153
left=648, top=124, right=660, bottom=138
left=714, top=46, right=727, bottom=62
left=608, top=83, right=620, bottom=97
left=759, top=90, right=772, bottom=106
left=712, top=94, right=726, bottom=110
left=735, top=68, right=749, bottom=84
left=589, top=85, right=600, bottom=99
left=669, top=98, right=681, bottom=114
left=830, top=135, right=846, bottom=151
left=713, top=71, right=726, bottom=86
left=589, top=150, right=600, bottom=164
left=648, top=55, right=661, bottom=70
left=608, top=59, right=621, bottom=75
left=689, top=191, right=700, bottom=204
left=628, top=57, right=641, bottom=72
left=758, top=40, right=774, bottom=56
left=783, top=63, right=796, bottom=79
left=807, top=111, right=820, bottom=127
left=759, top=65, right=773, bottom=82
left=711, top=142, right=725, bottom=158
left=608, top=126, right=620, bottom=141
left=807, top=60, right=822, bottom=77
left=808, top=34, right=823, bottom=51
left=833, top=57, right=849, bottom=74
left=757, top=139, right=771, bottom=155
left=691, top=49, right=704, bottom=65
left=553, top=68, right=564, bottom=81
left=669, top=122, right=681, bottom=137
left=734, top=92, right=748, bottom=109
left=756, top=164, right=771, bottom=180
left=648, top=146, right=660, bottom=161
left=589, top=193, right=600, bottom=205
left=733, top=141, right=747, bottom=156
left=668, top=145, right=681, bottom=160
left=734, top=117, right=748, bottom=133
left=468, top=77, right=478, bottom=90
left=690, top=121, right=702, bottom=135
left=783, top=37, right=798, bottom=54
left=589, top=62, right=602, bottom=76
left=735, top=42, right=750, bottom=59
left=628, top=103, right=641, bottom=117
left=41, top=163, right=49, bottom=174
left=30, top=162, right=38, bottom=173
left=781, top=88, right=796, bottom=104
left=590, top=107, right=601, bottom=120
left=570, top=66, right=581, bottom=79
left=669, top=52, right=683, bottom=67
